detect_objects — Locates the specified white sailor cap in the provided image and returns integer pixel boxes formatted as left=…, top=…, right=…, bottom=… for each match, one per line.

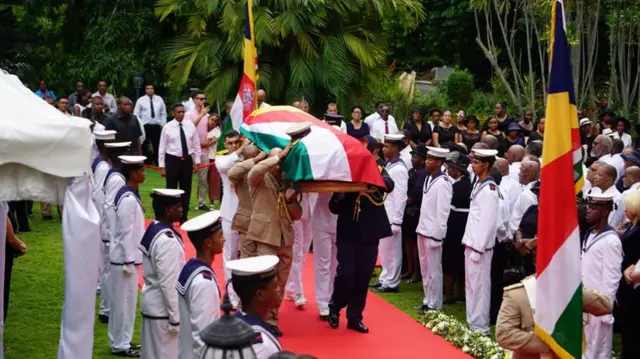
left=150, top=188, right=184, bottom=205
left=471, top=148, right=498, bottom=159
left=118, top=155, right=147, bottom=164
left=285, top=122, right=312, bottom=137
left=586, top=192, right=615, bottom=204
left=180, top=210, right=223, bottom=239
left=602, top=128, right=615, bottom=137
left=426, top=146, right=450, bottom=159
left=579, top=118, right=592, bottom=127
left=226, top=255, right=279, bottom=279
left=383, top=133, right=405, bottom=142
left=94, top=130, right=117, bottom=141
left=104, top=141, right=132, bottom=148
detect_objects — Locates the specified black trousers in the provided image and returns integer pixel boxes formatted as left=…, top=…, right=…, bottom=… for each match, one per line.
left=4, top=251, right=15, bottom=321
left=8, top=201, right=29, bottom=232
left=143, top=124, right=162, bottom=165
left=165, top=154, right=193, bottom=222
left=329, top=238, right=379, bottom=323
left=490, top=241, right=508, bottom=324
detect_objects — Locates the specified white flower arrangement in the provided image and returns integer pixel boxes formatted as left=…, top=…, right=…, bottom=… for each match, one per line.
left=420, top=311, right=512, bottom=359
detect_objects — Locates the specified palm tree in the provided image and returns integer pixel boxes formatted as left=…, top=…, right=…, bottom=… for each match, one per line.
left=155, top=0, right=424, bottom=112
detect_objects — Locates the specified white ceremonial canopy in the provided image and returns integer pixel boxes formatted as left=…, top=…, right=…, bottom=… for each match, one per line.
left=0, top=70, right=100, bottom=359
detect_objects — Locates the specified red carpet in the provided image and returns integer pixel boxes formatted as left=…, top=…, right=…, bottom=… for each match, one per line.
left=139, top=220, right=470, bottom=359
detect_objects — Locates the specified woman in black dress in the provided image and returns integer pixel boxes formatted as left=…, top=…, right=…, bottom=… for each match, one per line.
left=442, top=151, right=471, bottom=304
left=346, top=105, right=370, bottom=139
left=617, top=191, right=640, bottom=358
left=403, top=106, right=431, bottom=148
left=481, top=117, right=504, bottom=142
left=432, top=110, right=461, bottom=148
left=402, top=144, right=428, bottom=282
left=493, top=102, right=516, bottom=133
left=461, top=115, right=481, bottom=150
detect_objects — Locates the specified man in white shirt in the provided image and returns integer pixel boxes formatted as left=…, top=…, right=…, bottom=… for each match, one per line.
left=158, top=104, right=202, bottom=223
left=508, top=161, right=540, bottom=238
left=257, top=89, right=270, bottom=108
left=214, top=131, right=249, bottom=307
left=370, top=104, right=399, bottom=140
left=325, top=103, right=348, bottom=132
left=618, top=166, right=640, bottom=228
left=495, top=157, right=522, bottom=213
left=593, top=163, right=625, bottom=227
left=134, top=84, right=167, bottom=166
left=364, top=102, right=397, bottom=129
left=94, top=80, right=118, bottom=115
left=609, top=139, right=625, bottom=182
left=399, top=132, right=412, bottom=169
left=506, top=145, right=525, bottom=181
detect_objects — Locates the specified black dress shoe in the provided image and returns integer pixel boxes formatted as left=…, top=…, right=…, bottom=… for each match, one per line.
left=375, top=286, right=399, bottom=293
left=269, top=325, right=283, bottom=338
left=98, top=314, right=109, bottom=324
left=347, top=321, right=369, bottom=333
left=328, top=312, right=339, bottom=329
left=369, top=282, right=382, bottom=289
left=111, top=348, right=140, bottom=357
left=417, top=305, right=433, bottom=315
left=129, top=343, right=140, bottom=351
left=43, top=215, right=53, bottom=220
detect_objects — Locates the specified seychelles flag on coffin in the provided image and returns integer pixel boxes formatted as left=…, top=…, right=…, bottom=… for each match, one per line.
left=240, top=106, right=385, bottom=188
left=535, top=0, right=584, bottom=358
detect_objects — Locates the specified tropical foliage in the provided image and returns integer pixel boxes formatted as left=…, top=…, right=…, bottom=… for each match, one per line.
left=156, top=0, right=424, bottom=116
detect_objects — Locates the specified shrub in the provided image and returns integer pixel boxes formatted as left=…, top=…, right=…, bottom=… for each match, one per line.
left=444, top=69, right=474, bottom=109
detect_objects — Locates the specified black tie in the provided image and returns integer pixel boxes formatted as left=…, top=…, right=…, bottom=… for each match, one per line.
left=149, top=96, right=155, bottom=119
left=179, top=123, right=189, bottom=158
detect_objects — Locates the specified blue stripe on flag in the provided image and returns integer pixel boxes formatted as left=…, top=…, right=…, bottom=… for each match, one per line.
left=547, top=1, right=575, bottom=107
left=244, top=2, right=252, bottom=40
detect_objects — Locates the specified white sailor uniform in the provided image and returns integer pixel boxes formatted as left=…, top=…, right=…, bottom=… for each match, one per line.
left=581, top=226, right=622, bottom=359
left=92, top=156, right=112, bottom=318
left=140, top=221, right=186, bottom=359
left=108, top=186, right=145, bottom=353
left=416, top=171, right=452, bottom=310
left=216, top=151, right=242, bottom=305
left=233, top=311, right=282, bottom=359
left=462, top=176, right=500, bottom=334
left=309, top=192, right=338, bottom=311
left=286, top=193, right=313, bottom=300
left=102, top=168, right=126, bottom=321
left=378, top=158, right=408, bottom=289
left=177, top=258, right=220, bottom=359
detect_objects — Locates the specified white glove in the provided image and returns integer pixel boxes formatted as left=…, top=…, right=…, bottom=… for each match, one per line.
left=391, top=225, right=401, bottom=235
left=122, top=264, right=135, bottom=277
left=168, top=322, right=180, bottom=334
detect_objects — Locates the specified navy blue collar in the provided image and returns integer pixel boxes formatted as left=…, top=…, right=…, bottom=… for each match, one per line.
left=176, top=258, right=217, bottom=297
left=114, top=185, right=140, bottom=207
left=139, top=220, right=183, bottom=256
left=234, top=311, right=273, bottom=334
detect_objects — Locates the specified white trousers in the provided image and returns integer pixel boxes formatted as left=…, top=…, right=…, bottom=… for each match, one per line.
left=464, top=247, right=493, bottom=334
left=221, top=219, right=240, bottom=305
left=378, top=230, right=403, bottom=289
left=583, top=315, right=614, bottom=359
left=141, top=318, right=178, bottom=359
left=99, top=242, right=111, bottom=316
left=108, top=267, right=138, bottom=352
left=417, top=235, right=443, bottom=310
left=285, top=217, right=313, bottom=296
left=313, top=230, right=337, bottom=309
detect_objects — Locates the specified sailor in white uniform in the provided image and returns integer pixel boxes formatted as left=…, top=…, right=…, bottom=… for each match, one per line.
left=285, top=193, right=313, bottom=307
left=375, top=133, right=408, bottom=292
left=582, top=193, right=623, bottom=359
left=415, top=147, right=452, bottom=312
left=91, top=130, right=117, bottom=323
left=227, top=256, right=283, bottom=359
left=462, top=149, right=500, bottom=335
left=140, top=189, right=186, bottom=359
left=108, top=155, right=147, bottom=357
left=593, top=163, right=625, bottom=228
left=178, top=211, right=225, bottom=359
left=309, top=192, right=338, bottom=318
left=215, top=130, right=249, bottom=307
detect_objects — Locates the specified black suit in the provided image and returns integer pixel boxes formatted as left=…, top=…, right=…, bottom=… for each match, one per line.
left=328, top=168, right=394, bottom=323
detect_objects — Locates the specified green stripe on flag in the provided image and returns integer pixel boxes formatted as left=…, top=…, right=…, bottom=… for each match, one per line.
left=537, top=285, right=583, bottom=359
left=240, top=128, right=290, bottom=153
left=281, top=142, right=313, bottom=182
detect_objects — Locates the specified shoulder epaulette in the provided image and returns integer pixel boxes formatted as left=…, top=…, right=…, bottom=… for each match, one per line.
left=165, top=231, right=174, bottom=238
left=489, top=183, right=497, bottom=191
left=251, top=333, right=264, bottom=344
left=201, top=271, right=213, bottom=281
left=504, top=282, right=524, bottom=292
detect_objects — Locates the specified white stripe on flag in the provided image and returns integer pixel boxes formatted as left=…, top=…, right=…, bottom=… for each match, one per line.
left=299, top=126, right=352, bottom=181
left=535, top=227, right=582, bottom=333
left=230, top=94, right=244, bottom=131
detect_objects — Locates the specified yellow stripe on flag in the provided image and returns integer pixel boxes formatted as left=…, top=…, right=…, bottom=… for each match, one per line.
left=542, top=92, right=573, bottom=167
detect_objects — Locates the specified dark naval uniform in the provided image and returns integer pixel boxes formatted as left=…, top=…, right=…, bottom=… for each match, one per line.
left=328, top=167, right=395, bottom=324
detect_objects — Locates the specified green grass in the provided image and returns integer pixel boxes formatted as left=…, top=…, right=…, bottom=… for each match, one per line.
left=3, top=169, right=622, bottom=357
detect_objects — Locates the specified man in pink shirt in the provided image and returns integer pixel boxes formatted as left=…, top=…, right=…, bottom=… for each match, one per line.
left=183, top=91, right=215, bottom=210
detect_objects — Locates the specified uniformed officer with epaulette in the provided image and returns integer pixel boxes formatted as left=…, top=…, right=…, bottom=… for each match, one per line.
left=496, top=275, right=614, bottom=359
left=228, top=255, right=283, bottom=358
left=327, top=135, right=395, bottom=334
left=139, top=189, right=185, bottom=359
left=415, top=147, right=452, bottom=313
left=178, top=211, right=225, bottom=359
left=462, top=148, right=500, bottom=335
left=374, top=133, right=408, bottom=293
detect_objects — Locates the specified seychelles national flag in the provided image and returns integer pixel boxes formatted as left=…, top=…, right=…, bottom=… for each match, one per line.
left=535, top=1, right=584, bottom=358
left=216, top=0, right=258, bottom=154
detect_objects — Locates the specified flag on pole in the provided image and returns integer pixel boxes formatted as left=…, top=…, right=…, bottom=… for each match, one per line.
left=535, top=1, right=583, bottom=358
left=216, top=0, right=258, bottom=154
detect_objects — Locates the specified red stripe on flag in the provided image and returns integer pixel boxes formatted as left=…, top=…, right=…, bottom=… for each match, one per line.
left=571, top=128, right=581, bottom=151
left=536, top=151, right=579, bottom=274
left=238, top=74, right=256, bottom=121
